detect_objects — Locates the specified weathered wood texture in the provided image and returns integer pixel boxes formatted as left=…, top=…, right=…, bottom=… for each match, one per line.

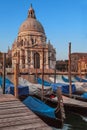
left=0, top=94, right=52, bottom=130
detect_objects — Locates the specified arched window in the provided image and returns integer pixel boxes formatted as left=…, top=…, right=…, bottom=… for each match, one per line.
left=34, top=52, right=40, bottom=68
left=31, top=38, right=34, bottom=45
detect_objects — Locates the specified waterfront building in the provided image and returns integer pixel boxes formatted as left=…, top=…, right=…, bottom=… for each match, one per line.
left=71, top=53, right=87, bottom=72
left=0, top=52, right=3, bottom=69
left=56, top=60, right=68, bottom=72
left=78, top=57, right=87, bottom=73
left=12, top=5, right=56, bottom=72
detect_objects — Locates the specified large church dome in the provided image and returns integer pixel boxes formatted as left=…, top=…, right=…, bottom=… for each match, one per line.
left=18, top=5, right=45, bottom=35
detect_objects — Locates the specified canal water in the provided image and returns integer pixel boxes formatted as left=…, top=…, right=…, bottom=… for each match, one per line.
left=53, top=112, right=87, bottom=130
left=1, top=74, right=87, bottom=130
left=52, top=75, right=87, bottom=130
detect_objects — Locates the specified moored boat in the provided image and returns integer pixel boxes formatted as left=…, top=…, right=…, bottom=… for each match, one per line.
left=37, top=93, right=87, bottom=117
left=23, top=88, right=65, bottom=129
left=23, top=95, right=65, bottom=128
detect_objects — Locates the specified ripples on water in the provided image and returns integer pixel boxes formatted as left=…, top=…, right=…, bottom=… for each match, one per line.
left=52, top=113, right=87, bottom=130
left=81, top=116, right=87, bottom=122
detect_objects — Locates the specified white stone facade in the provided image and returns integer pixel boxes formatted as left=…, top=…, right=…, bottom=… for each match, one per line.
left=12, top=5, right=56, bottom=70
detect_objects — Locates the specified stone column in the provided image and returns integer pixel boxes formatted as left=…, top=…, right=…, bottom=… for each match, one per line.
left=40, top=53, right=43, bottom=69
left=25, top=49, right=29, bottom=68
left=20, top=50, right=23, bottom=68
left=12, top=52, right=14, bottom=68
left=30, top=51, right=33, bottom=68
left=12, top=60, right=15, bottom=68
left=46, top=51, right=49, bottom=69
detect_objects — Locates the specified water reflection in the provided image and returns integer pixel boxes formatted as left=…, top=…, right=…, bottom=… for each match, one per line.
left=53, top=113, right=87, bottom=130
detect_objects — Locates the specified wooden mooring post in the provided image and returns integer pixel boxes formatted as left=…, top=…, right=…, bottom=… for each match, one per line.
left=68, top=42, right=72, bottom=97
left=14, top=63, right=18, bottom=98
left=2, top=53, right=6, bottom=94
left=57, top=87, right=65, bottom=122
left=41, top=47, right=44, bottom=101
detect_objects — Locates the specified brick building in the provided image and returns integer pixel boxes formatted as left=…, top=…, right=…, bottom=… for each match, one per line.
left=71, top=53, right=87, bottom=72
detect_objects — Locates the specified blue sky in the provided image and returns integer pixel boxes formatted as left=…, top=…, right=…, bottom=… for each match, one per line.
left=0, top=0, right=87, bottom=60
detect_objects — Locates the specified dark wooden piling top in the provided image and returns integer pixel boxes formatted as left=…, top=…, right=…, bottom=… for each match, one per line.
left=0, top=94, right=52, bottom=130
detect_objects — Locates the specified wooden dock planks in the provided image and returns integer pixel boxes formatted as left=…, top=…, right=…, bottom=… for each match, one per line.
left=0, top=94, right=52, bottom=130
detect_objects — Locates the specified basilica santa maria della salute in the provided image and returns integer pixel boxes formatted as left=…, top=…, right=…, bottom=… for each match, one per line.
left=12, top=5, right=56, bottom=72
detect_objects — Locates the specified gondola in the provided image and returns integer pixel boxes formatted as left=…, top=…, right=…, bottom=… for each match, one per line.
left=36, top=93, right=87, bottom=118
left=23, top=89, right=65, bottom=129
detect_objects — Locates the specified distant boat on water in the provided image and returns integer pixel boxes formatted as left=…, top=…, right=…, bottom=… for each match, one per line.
left=50, top=76, right=87, bottom=92
left=62, top=75, right=75, bottom=83
left=0, top=76, right=13, bottom=87
left=75, top=76, right=87, bottom=82
left=37, top=77, right=51, bottom=86
left=37, top=77, right=76, bottom=94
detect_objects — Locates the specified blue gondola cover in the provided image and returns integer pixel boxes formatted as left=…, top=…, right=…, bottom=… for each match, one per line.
left=75, top=76, right=87, bottom=82
left=23, top=96, right=56, bottom=119
left=6, top=84, right=29, bottom=96
left=51, top=83, right=76, bottom=94
left=81, top=92, right=87, bottom=99
left=62, top=75, right=74, bottom=83
left=37, top=77, right=51, bottom=86
left=0, top=76, right=13, bottom=86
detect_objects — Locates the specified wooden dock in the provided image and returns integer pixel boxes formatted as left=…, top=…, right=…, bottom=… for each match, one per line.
left=0, top=94, right=52, bottom=130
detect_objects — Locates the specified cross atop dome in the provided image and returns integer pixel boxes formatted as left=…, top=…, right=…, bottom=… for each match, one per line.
left=28, top=4, right=36, bottom=19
